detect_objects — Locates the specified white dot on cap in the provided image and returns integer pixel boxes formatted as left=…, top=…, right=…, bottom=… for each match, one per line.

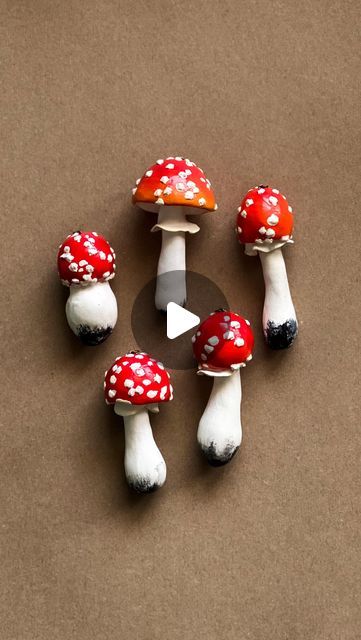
left=155, top=198, right=164, bottom=205
left=165, top=163, right=174, bottom=169
left=145, top=170, right=153, bottom=177
left=223, top=330, right=234, bottom=340
left=154, top=189, right=162, bottom=197
left=160, top=176, right=169, bottom=184
left=267, top=214, right=279, bottom=226
left=108, top=389, right=116, bottom=398
left=269, top=195, right=278, bottom=206
left=245, top=198, right=254, bottom=206
left=208, top=336, right=219, bottom=346
left=201, top=354, right=207, bottom=361
left=185, top=191, right=194, bottom=200
left=176, top=183, right=185, bottom=191
left=204, top=345, right=214, bottom=354
left=234, top=338, right=245, bottom=347
left=199, top=197, right=206, bottom=206
left=156, top=159, right=164, bottom=165
left=259, top=227, right=267, bottom=235
left=110, top=375, right=117, bottom=384
left=241, top=210, right=247, bottom=218
left=147, top=390, right=157, bottom=399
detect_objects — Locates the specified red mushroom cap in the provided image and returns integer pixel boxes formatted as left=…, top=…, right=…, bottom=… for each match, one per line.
left=132, top=157, right=217, bottom=213
left=104, top=352, right=173, bottom=406
left=57, top=231, right=116, bottom=286
left=192, top=310, right=254, bottom=375
left=235, top=186, right=294, bottom=250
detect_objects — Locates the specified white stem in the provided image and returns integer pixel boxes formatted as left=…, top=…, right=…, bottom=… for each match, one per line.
left=198, top=370, right=242, bottom=466
left=259, top=248, right=298, bottom=349
left=123, top=409, right=166, bottom=492
left=153, top=206, right=200, bottom=311
left=66, top=280, right=118, bottom=345
left=155, top=230, right=186, bottom=310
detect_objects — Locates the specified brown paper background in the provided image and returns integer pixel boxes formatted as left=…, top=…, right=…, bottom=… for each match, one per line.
left=1, top=1, right=360, bottom=638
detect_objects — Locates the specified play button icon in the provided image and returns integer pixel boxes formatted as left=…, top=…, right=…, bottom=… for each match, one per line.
left=166, top=303, right=200, bottom=339
left=131, top=270, right=228, bottom=370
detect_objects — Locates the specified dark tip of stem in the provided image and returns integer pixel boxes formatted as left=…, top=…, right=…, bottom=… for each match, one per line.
left=201, top=442, right=239, bottom=467
left=77, top=325, right=113, bottom=346
left=265, top=319, right=298, bottom=350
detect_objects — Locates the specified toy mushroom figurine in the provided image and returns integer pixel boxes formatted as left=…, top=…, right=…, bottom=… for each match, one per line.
left=57, top=231, right=118, bottom=345
left=104, top=351, right=173, bottom=492
left=235, top=186, right=298, bottom=349
left=192, top=310, right=254, bottom=466
left=132, top=157, right=217, bottom=311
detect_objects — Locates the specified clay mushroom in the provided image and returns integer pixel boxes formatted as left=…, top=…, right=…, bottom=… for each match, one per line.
left=57, top=231, right=117, bottom=345
left=132, top=157, right=217, bottom=311
left=192, top=310, right=254, bottom=466
left=104, top=351, right=173, bottom=492
left=235, top=186, right=298, bottom=349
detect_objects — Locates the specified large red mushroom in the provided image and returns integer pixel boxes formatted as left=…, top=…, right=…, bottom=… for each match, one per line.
left=104, top=351, right=173, bottom=492
left=57, top=231, right=118, bottom=345
left=235, top=186, right=298, bottom=349
left=132, top=156, right=217, bottom=311
left=192, top=310, right=254, bottom=466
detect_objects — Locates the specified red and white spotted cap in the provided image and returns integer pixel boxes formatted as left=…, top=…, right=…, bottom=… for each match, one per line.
left=192, top=310, right=254, bottom=376
left=104, top=352, right=173, bottom=407
left=235, top=186, right=294, bottom=256
left=132, top=156, right=217, bottom=216
left=57, top=231, right=116, bottom=286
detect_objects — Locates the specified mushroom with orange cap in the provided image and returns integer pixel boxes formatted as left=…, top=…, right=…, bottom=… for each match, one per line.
left=57, top=231, right=118, bottom=345
left=104, top=351, right=173, bottom=492
left=192, top=310, right=254, bottom=466
left=132, top=157, right=217, bottom=311
left=235, top=186, right=298, bottom=349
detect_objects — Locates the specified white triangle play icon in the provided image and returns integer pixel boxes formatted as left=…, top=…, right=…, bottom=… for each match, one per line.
left=166, top=302, right=200, bottom=340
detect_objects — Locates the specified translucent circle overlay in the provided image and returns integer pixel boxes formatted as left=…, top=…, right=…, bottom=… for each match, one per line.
left=131, top=271, right=229, bottom=371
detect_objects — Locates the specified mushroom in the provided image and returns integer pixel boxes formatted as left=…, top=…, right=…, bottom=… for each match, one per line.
left=235, top=186, right=298, bottom=349
left=192, top=310, right=254, bottom=466
left=104, top=351, right=173, bottom=492
left=132, top=157, right=217, bottom=311
left=57, top=231, right=118, bottom=345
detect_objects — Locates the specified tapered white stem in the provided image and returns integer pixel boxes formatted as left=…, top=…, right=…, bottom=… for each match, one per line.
left=122, top=408, right=166, bottom=492
left=66, top=280, right=118, bottom=345
left=155, top=230, right=186, bottom=310
left=198, top=370, right=242, bottom=466
left=259, top=248, right=298, bottom=349
left=153, top=206, right=199, bottom=311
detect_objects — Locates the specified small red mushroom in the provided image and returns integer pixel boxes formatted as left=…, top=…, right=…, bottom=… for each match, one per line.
left=132, top=157, right=217, bottom=311
left=235, top=186, right=298, bottom=349
left=104, top=351, right=173, bottom=492
left=57, top=231, right=118, bottom=345
left=192, top=310, right=254, bottom=466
